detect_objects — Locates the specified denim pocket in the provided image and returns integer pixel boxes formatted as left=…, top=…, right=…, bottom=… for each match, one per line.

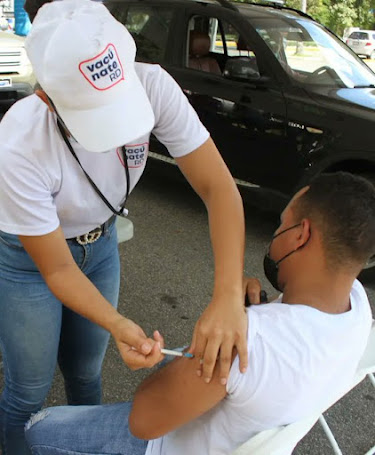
left=0, top=231, right=25, bottom=250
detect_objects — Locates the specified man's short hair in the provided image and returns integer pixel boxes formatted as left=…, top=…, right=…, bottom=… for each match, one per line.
left=24, top=0, right=52, bottom=22
left=293, top=172, right=375, bottom=271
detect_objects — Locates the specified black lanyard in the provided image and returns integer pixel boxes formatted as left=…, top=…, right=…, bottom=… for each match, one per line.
left=56, top=119, right=130, bottom=217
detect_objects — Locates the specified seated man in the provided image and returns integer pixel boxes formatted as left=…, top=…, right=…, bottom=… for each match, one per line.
left=25, top=172, right=374, bottom=455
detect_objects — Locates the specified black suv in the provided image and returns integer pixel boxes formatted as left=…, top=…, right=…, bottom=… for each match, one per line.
left=105, top=0, right=375, bottom=265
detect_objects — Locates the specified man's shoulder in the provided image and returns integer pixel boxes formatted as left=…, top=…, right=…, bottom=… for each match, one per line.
left=247, top=279, right=371, bottom=344
left=351, top=279, right=370, bottom=307
left=247, top=301, right=296, bottom=323
left=349, top=279, right=372, bottom=328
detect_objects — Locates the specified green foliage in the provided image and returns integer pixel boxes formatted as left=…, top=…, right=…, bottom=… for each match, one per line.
left=285, top=0, right=328, bottom=24
left=355, top=0, right=375, bottom=29
left=327, top=0, right=357, bottom=36
left=234, top=0, right=375, bottom=36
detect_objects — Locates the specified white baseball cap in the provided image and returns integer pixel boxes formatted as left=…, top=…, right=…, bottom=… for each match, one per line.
left=25, top=0, right=155, bottom=152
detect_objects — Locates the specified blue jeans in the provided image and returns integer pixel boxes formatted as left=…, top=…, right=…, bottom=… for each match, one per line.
left=25, top=402, right=148, bottom=455
left=0, top=222, right=120, bottom=455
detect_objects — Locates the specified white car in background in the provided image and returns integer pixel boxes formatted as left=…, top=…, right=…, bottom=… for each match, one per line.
left=346, top=30, right=375, bottom=59
left=0, top=31, right=35, bottom=103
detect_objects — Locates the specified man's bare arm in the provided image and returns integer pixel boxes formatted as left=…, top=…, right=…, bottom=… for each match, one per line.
left=129, top=353, right=229, bottom=440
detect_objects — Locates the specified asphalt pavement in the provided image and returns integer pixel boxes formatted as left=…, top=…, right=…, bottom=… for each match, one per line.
left=0, top=133, right=374, bottom=454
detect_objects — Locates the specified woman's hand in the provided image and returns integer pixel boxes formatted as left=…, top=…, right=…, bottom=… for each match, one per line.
left=189, top=278, right=268, bottom=384
left=110, top=317, right=164, bottom=370
left=189, top=294, right=248, bottom=386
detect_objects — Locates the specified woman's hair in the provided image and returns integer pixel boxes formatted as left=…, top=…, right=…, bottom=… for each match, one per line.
left=24, top=0, right=53, bottom=22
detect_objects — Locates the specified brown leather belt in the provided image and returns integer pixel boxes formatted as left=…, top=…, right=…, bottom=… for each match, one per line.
left=68, top=214, right=116, bottom=245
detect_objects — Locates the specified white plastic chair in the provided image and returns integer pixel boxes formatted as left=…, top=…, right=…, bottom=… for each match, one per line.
left=318, top=320, right=375, bottom=455
left=231, top=320, right=375, bottom=455
left=116, top=217, right=134, bottom=244
left=231, top=412, right=322, bottom=455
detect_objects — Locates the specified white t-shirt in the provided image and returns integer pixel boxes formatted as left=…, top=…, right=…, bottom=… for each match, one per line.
left=0, top=63, right=209, bottom=238
left=146, top=279, right=372, bottom=455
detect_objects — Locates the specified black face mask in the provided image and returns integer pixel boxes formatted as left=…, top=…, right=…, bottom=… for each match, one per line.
left=263, top=223, right=308, bottom=292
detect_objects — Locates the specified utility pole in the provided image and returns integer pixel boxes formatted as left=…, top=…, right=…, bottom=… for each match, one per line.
left=296, top=0, right=307, bottom=55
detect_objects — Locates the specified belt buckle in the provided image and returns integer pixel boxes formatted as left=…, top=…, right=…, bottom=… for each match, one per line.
left=76, top=227, right=102, bottom=245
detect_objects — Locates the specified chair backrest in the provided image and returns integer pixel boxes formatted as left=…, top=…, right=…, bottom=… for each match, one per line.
left=357, top=320, right=375, bottom=375
left=324, top=320, right=375, bottom=402
left=237, top=35, right=252, bottom=52
left=188, top=30, right=221, bottom=75
left=231, top=413, right=320, bottom=455
left=230, top=320, right=375, bottom=455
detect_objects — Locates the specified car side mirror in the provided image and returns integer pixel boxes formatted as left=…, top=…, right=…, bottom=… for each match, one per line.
left=223, top=56, right=261, bottom=81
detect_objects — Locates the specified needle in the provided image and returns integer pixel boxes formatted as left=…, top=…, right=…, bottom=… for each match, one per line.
left=161, top=348, right=194, bottom=358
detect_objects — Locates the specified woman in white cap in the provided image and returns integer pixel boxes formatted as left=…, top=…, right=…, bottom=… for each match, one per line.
left=0, top=1, right=247, bottom=453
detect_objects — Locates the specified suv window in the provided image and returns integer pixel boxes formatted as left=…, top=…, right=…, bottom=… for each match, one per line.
left=107, top=4, right=173, bottom=62
left=252, top=17, right=375, bottom=87
left=213, top=20, right=256, bottom=58
left=187, top=15, right=259, bottom=78
left=349, top=32, right=369, bottom=40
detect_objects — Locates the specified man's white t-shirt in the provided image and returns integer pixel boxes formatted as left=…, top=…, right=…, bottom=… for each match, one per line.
left=146, top=279, right=372, bottom=455
left=0, top=63, right=209, bottom=238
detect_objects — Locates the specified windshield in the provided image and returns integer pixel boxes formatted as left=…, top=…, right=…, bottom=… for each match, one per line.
left=249, top=16, right=375, bottom=88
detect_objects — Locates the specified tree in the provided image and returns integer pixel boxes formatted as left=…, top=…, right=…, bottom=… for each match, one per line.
left=355, top=0, right=375, bottom=30
left=285, top=0, right=373, bottom=35
left=234, top=0, right=375, bottom=36
left=280, top=0, right=329, bottom=25
left=327, top=0, right=357, bottom=36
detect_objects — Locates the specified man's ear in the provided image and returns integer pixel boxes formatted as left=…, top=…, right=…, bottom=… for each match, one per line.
left=297, top=218, right=311, bottom=247
left=35, top=89, right=54, bottom=112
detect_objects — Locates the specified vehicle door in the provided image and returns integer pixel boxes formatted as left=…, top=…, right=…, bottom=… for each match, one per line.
left=105, top=1, right=181, bottom=157
left=251, top=16, right=375, bottom=192
left=106, top=2, right=176, bottom=64
left=164, top=7, right=290, bottom=191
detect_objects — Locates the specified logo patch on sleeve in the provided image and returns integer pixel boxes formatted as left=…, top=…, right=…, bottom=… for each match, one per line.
left=79, top=44, right=124, bottom=91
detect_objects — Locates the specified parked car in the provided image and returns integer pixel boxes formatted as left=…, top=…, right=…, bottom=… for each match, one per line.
left=106, top=0, right=375, bottom=269
left=346, top=30, right=375, bottom=60
left=0, top=31, right=35, bottom=103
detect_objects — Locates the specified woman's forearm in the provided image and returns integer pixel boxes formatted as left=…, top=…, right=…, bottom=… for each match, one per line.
left=206, top=180, right=245, bottom=303
left=45, top=262, right=123, bottom=332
